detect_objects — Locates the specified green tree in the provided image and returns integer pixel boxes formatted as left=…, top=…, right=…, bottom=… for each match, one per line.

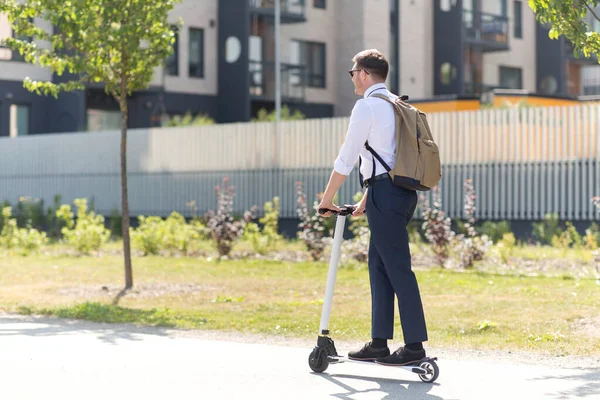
left=0, top=0, right=181, bottom=289
left=529, top=0, right=600, bottom=58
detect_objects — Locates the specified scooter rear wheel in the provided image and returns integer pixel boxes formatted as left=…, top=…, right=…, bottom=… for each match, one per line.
left=308, top=348, right=329, bottom=373
left=418, top=359, right=439, bottom=383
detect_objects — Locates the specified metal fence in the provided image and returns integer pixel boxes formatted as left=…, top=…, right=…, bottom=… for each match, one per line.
left=0, top=104, right=599, bottom=221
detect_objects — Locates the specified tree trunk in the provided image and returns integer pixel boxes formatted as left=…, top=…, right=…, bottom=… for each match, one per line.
left=119, top=90, right=133, bottom=289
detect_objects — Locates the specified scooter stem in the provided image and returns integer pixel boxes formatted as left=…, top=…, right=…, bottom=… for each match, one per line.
left=319, top=214, right=346, bottom=334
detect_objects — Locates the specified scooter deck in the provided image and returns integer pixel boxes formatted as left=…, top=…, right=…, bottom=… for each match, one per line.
left=326, top=355, right=436, bottom=375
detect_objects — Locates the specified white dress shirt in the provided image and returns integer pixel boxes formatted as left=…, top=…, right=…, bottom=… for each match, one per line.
left=333, top=83, right=397, bottom=180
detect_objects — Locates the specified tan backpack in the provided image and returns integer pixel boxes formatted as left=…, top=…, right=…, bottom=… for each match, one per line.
left=365, top=94, right=442, bottom=191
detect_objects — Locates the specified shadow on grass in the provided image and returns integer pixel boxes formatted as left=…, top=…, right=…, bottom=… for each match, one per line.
left=0, top=302, right=208, bottom=345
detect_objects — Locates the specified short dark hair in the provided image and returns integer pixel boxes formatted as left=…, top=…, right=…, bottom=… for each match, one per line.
left=352, top=49, right=389, bottom=81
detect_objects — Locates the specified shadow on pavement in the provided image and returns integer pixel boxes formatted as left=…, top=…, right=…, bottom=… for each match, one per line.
left=0, top=314, right=174, bottom=345
left=531, top=368, right=600, bottom=399
left=314, top=372, right=445, bottom=400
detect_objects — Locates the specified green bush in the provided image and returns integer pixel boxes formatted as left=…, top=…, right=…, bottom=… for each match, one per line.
left=252, top=105, right=305, bottom=122
left=163, top=212, right=206, bottom=255
left=584, top=222, right=600, bottom=250
left=109, top=208, right=123, bottom=239
left=164, top=111, right=215, bottom=127
left=479, top=220, right=511, bottom=243
left=532, top=213, right=561, bottom=245
left=244, top=197, right=283, bottom=255
left=0, top=206, right=48, bottom=254
left=15, top=196, right=46, bottom=230
left=131, top=212, right=208, bottom=256
left=16, top=227, right=49, bottom=255
left=296, top=181, right=328, bottom=261
left=56, top=198, right=111, bottom=254
left=497, top=232, right=516, bottom=264
left=1, top=206, right=20, bottom=249
left=45, top=195, right=64, bottom=239
left=130, top=216, right=166, bottom=255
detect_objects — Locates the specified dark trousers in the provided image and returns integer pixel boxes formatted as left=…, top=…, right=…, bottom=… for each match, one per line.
left=365, top=177, right=428, bottom=344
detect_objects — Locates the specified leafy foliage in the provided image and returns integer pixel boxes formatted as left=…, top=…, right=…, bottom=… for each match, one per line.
left=1, top=206, right=48, bottom=255
left=532, top=213, right=562, bottom=245
left=419, top=187, right=455, bottom=268
left=453, top=179, right=493, bottom=268
left=164, top=112, right=215, bottom=127
left=0, top=0, right=180, bottom=98
left=205, top=177, right=253, bottom=258
left=253, top=105, right=305, bottom=122
left=296, top=181, right=328, bottom=261
left=583, top=222, right=600, bottom=250
left=479, top=220, right=512, bottom=244
left=56, top=198, right=111, bottom=254
left=342, top=191, right=370, bottom=263
left=244, top=197, right=283, bottom=255
left=529, top=0, right=600, bottom=59
left=130, top=212, right=207, bottom=256
left=497, top=232, right=517, bottom=264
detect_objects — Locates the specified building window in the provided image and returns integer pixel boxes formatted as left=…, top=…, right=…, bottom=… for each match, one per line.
left=166, top=26, right=179, bottom=76
left=86, top=109, right=121, bottom=132
left=513, top=1, right=522, bottom=38
left=9, top=104, right=30, bottom=137
left=314, top=0, right=326, bottom=9
left=292, top=40, right=326, bottom=88
left=499, top=66, right=523, bottom=89
left=188, top=28, right=204, bottom=78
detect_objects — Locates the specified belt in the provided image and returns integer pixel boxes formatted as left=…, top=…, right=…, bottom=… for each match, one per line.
left=363, top=173, right=390, bottom=187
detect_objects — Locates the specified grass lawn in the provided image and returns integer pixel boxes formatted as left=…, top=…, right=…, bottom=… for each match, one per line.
left=1, top=241, right=599, bottom=357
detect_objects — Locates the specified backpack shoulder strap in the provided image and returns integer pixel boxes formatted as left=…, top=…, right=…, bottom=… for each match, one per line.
left=362, top=93, right=401, bottom=173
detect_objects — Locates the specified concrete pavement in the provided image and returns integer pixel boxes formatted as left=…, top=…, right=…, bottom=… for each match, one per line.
left=1, top=314, right=599, bottom=400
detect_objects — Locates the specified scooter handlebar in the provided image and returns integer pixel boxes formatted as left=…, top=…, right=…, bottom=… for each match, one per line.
left=318, top=205, right=356, bottom=216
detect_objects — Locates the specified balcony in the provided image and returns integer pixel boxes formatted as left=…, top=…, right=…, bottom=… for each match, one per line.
left=249, top=61, right=306, bottom=102
left=249, top=0, right=306, bottom=23
left=463, top=10, right=509, bottom=52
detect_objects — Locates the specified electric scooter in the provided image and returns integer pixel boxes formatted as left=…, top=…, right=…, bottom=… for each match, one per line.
left=307, top=205, right=440, bottom=383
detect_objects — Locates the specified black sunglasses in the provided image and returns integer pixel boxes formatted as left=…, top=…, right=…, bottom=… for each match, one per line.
left=348, top=69, right=370, bottom=78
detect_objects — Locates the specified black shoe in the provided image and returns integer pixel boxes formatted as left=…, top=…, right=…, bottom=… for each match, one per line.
left=348, top=341, right=390, bottom=361
left=375, top=346, right=426, bottom=366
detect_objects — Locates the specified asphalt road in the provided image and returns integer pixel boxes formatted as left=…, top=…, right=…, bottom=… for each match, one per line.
left=1, top=314, right=599, bottom=400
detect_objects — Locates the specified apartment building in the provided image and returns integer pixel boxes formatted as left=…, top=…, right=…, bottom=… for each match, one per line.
left=0, top=0, right=598, bottom=137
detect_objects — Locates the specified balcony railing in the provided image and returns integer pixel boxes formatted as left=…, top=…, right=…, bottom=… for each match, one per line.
left=249, top=0, right=306, bottom=23
left=464, top=82, right=511, bottom=96
left=249, top=61, right=307, bottom=102
left=463, top=10, right=509, bottom=51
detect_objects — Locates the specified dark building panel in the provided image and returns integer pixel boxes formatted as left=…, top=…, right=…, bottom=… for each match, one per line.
left=128, top=91, right=218, bottom=129
left=434, top=0, right=465, bottom=96
left=0, top=80, right=49, bottom=136
left=45, top=91, right=86, bottom=133
left=218, top=0, right=251, bottom=123
left=535, top=23, right=566, bottom=96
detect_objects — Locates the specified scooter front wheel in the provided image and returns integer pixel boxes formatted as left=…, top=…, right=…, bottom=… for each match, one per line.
left=308, top=347, right=329, bottom=373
